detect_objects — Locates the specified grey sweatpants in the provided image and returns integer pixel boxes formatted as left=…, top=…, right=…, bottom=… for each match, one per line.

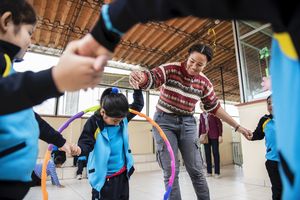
left=153, top=111, right=210, bottom=200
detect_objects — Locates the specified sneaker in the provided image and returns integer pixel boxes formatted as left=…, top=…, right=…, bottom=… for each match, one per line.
left=206, top=173, right=212, bottom=177
left=214, top=174, right=221, bottom=179
left=76, top=174, right=82, bottom=180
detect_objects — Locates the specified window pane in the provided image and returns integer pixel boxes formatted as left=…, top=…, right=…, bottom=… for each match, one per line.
left=238, top=21, right=273, bottom=101
left=149, top=94, right=159, bottom=118
left=57, top=91, right=79, bottom=116
left=33, top=98, right=56, bottom=115
left=78, top=88, right=102, bottom=117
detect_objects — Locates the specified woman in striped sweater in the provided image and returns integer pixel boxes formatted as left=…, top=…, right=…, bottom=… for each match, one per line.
left=129, top=44, right=252, bottom=200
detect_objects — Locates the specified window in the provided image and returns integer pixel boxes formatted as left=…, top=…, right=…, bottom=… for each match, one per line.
left=149, top=93, right=160, bottom=118
left=237, top=21, right=273, bottom=101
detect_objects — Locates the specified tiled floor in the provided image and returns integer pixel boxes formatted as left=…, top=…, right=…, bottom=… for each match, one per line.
left=24, top=165, right=271, bottom=200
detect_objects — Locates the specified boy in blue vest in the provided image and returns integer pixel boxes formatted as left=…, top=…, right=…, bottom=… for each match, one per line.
left=0, top=0, right=95, bottom=199
left=250, top=95, right=282, bottom=200
left=73, top=87, right=144, bottom=200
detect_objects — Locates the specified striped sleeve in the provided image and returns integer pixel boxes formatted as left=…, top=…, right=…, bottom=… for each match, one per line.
left=139, top=64, right=173, bottom=90
left=200, top=77, right=220, bottom=114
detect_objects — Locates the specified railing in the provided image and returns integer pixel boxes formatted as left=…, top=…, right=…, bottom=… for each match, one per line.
left=232, top=142, right=243, bottom=166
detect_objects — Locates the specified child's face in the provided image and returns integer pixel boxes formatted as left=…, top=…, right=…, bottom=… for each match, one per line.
left=267, top=97, right=272, bottom=114
left=10, top=24, right=35, bottom=59
left=0, top=12, right=35, bottom=59
left=100, top=109, right=124, bottom=126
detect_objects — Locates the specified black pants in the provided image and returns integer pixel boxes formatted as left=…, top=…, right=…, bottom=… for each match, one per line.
left=77, top=160, right=87, bottom=175
left=204, top=138, right=220, bottom=174
left=29, top=171, right=41, bottom=187
left=92, top=171, right=129, bottom=200
left=0, top=181, right=31, bottom=200
left=265, top=160, right=283, bottom=200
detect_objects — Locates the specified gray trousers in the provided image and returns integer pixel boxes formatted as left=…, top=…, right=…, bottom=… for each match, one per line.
left=153, top=111, right=210, bottom=200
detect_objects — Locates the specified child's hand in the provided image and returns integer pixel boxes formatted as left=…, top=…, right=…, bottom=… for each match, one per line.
left=70, top=144, right=81, bottom=156
left=52, top=40, right=104, bottom=92
left=59, top=143, right=71, bottom=155
left=75, top=34, right=112, bottom=72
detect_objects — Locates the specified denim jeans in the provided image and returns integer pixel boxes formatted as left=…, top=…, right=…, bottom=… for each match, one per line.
left=153, top=111, right=210, bottom=200
left=204, top=139, right=220, bottom=175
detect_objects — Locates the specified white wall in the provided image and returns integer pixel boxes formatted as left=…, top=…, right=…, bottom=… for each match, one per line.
left=37, top=116, right=154, bottom=158
left=237, top=100, right=271, bottom=186
left=38, top=116, right=234, bottom=166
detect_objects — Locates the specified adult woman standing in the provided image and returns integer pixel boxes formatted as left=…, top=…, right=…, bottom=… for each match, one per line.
left=129, top=44, right=252, bottom=200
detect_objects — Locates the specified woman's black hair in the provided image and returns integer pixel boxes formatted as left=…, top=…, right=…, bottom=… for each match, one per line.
left=0, top=0, right=37, bottom=25
left=267, top=95, right=272, bottom=101
left=188, top=44, right=213, bottom=62
left=100, top=87, right=129, bottom=118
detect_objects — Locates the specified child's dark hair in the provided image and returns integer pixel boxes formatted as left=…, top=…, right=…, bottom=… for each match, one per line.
left=52, top=151, right=66, bottom=165
left=100, top=87, right=129, bottom=118
left=267, top=95, right=272, bottom=101
left=188, top=44, right=213, bottom=62
left=0, top=0, right=37, bottom=25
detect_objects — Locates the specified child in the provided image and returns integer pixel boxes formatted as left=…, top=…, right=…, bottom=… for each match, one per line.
left=30, top=151, right=66, bottom=188
left=0, top=0, right=104, bottom=115
left=250, top=95, right=282, bottom=200
left=0, top=2, right=76, bottom=198
left=0, top=110, right=71, bottom=199
left=76, top=155, right=88, bottom=180
left=73, top=87, right=144, bottom=200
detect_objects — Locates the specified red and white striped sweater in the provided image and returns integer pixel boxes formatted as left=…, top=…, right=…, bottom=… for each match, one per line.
left=139, top=62, right=220, bottom=115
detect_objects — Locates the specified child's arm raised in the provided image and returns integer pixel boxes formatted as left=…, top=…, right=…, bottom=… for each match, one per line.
left=127, top=89, right=144, bottom=122
left=251, top=116, right=267, bottom=141
left=77, top=116, right=98, bottom=156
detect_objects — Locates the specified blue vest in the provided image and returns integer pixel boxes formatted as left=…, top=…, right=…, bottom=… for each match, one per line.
left=263, top=118, right=278, bottom=161
left=271, top=35, right=300, bottom=200
left=87, top=118, right=134, bottom=192
left=0, top=56, right=39, bottom=182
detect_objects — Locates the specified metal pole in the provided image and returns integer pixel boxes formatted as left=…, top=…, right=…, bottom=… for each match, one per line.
left=220, top=67, right=226, bottom=109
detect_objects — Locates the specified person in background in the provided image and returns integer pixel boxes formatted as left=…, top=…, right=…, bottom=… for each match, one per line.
left=199, top=112, right=223, bottom=178
left=30, top=152, right=66, bottom=188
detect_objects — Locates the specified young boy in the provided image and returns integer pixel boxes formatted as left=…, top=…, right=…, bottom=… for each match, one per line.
left=0, top=0, right=104, bottom=115
left=250, top=95, right=282, bottom=200
left=72, top=88, right=144, bottom=200
left=0, top=1, right=75, bottom=199
left=30, top=151, right=66, bottom=188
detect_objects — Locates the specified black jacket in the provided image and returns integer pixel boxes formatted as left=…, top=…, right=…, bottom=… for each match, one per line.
left=0, top=40, right=65, bottom=147
left=35, top=113, right=66, bottom=148
left=78, top=90, right=144, bottom=155
left=92, top=0, right=300, bottom=56
left=252, top=114, right=273, bottom=141
left=0, top=40, right=62, bottom=115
